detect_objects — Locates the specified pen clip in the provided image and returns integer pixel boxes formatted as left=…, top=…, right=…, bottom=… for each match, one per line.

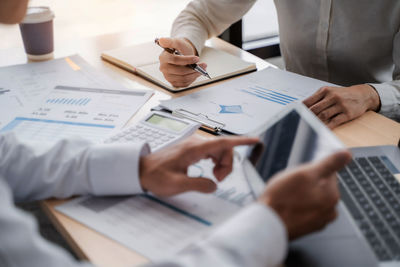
left=172, top=109, right=225, bottom=133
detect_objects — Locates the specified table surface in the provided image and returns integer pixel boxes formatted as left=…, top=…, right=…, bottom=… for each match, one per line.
left=1, top=27, right=400, bottom=267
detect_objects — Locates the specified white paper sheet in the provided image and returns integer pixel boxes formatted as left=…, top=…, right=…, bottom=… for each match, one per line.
left=0, top=55, right=127, bottom=103
left=188, top=157, right=254, bottom=206
left=160, top=67, right=335, bottom=135
left=1, top=85, right=152, bottom=144
left=57, top=192, right=240, bottom=261
left=56, top=158, right=252, bottom=260
left=0, top=88, right=27, bottom=128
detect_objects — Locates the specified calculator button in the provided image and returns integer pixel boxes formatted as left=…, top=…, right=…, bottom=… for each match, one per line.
left=136, top=125, right=143, bottom=129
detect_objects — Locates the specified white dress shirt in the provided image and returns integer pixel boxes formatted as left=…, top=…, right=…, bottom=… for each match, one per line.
left=171, top=0, right=400, bottom=121
left=0, top=133, right=287, bottom=267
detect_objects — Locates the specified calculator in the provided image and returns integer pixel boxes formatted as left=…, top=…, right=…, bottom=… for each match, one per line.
left=104, top=111, right=200, bottom=151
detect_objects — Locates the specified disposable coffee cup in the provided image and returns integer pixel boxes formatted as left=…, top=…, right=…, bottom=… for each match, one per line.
left=19, top=6, right=55, bottom=61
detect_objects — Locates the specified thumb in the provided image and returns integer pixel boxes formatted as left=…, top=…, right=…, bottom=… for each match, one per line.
left=198, top=62, right=207, bottom=70
left=175, top=176, right=217, bottom=194
left=312, top=150, right=352, bottom=178
left=158, top=37, right=194, bottom=55
left=158, top=37, right=174, bottom=48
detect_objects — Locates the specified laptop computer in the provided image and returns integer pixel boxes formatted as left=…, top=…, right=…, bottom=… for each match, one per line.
left=243, top=103, right=400, bottom=267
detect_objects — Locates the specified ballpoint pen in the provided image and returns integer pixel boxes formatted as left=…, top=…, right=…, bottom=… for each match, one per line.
left=155, top=38, right=211, bottom=79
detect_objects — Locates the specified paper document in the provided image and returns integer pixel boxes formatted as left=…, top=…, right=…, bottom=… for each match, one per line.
left=57, top=193, right=240, bottom=260
left=0, top=55, right=125, bottom=103
left=56, top=158, right=251, bottom=260
left=160, top=67, right=335, bottom=134
left=0, top=88, right=26, bottom=128
left=189, top=158, right=254, bottom=206
left=0, top=55, right=153, bottom=140
left=1, top=85, right=152, bottom=144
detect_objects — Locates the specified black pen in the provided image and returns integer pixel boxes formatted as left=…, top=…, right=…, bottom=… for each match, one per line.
left=155, top=38, right=211, bottom=79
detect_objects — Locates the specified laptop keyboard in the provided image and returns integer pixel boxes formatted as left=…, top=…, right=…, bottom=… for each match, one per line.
left=338, top=156, right=400, bottom=261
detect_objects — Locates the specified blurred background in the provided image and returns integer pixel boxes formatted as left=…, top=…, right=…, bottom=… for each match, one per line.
left=0, top=0, right=283, bottom=67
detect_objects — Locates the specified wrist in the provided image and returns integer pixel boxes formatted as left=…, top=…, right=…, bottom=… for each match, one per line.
left=363, top=84, right=381, bottom=112
left=183, top=38, right=198, bottom=56
left=139, top=154, right=151, bottom=192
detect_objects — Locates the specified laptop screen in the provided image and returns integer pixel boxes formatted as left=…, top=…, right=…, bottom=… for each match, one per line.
left=247, top=107, right=343, bottom=182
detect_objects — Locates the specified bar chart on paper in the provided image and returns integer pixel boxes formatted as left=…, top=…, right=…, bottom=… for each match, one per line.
left=45, top=97, right=92, bottom=106
left=1, top=85, right=152, bottom=144
left=241, top=85, right=298, bottom=105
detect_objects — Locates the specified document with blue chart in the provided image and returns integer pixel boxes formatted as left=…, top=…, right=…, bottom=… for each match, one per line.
left=1, top=85, right=152, bottom=144
left=160, top=67, right=335, bottom=135
left=56, top=156, right=252, bottom=260
left=0, top=55, right=153, bottom=143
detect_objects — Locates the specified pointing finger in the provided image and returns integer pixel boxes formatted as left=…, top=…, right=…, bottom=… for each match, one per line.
left=175, top=176, right=217, bottom=195
left=311, top=150, right=352, bottom=178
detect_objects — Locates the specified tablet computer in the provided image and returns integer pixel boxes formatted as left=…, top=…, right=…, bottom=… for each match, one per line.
left=243, top=103, right=344, bottom=197
left=242, top=103, right=378, bottom=267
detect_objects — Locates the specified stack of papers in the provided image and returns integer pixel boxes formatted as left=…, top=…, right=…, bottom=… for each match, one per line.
left=0, top=55, right=153, bottom=143
left=56, top=158, right=252, bottom=260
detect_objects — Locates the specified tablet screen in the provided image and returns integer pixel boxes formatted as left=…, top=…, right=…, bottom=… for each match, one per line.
left=247, top=108, right=342, bottom=182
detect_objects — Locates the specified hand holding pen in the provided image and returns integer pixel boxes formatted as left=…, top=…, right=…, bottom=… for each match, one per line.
left=156, top=38, right=211, bottom=88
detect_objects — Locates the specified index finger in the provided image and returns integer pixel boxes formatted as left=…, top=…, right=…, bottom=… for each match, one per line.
left=159, top=51, right=199, bottom=66
left=312, top=150, right=352, bottom=178
left=206, top=136, right=260, bottom=153
left=190, top=136, right=259, bottom=161
left=303, top=87, right=328, bottom=107
left=158, top=37, right=190, bottom=55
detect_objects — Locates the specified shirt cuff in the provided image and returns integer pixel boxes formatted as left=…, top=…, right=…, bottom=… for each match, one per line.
left=172, top=33, right=206, bottom=56
left=88, top=142, right=150, bottom=196
left=369, top=82, right=398, bottom=116
left=207, top=203, right=288, bottom=267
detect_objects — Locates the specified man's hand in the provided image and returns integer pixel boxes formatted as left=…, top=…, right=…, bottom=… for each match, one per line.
left=303, top=84, right=381, bottom=129
left=259, top=150, right=352, bottom=240
left=158, top=37, right=207, bottom=88
left=139, top=136, right=259, bottom=197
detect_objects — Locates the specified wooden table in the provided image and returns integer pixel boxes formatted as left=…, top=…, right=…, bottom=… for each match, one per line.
left=1, top=31, right=400, bottom=267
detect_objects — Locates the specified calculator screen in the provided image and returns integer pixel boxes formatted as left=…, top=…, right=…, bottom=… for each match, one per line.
left=146, top=114, right=188, bottom=132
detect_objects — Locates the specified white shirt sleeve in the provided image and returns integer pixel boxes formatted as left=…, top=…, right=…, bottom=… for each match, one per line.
left=0, top=176, right=287, bottom=267
left=0, top=132, right=288, bottom=267
left=171, top=0, right=256, bottom=53
left=147, top=203, right=287, bottom=267
left=369, top=29, right=400, bottom=121
left=0, top=133, right=150, bottom=202
left=0, top=178, right=92, bottom=267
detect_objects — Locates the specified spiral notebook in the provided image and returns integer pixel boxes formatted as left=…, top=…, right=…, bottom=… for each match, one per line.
left=101, top=42, right=257, bottom=92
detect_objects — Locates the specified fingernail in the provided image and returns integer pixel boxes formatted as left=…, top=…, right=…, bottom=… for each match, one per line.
left=193, top=57, right=199, bottom=63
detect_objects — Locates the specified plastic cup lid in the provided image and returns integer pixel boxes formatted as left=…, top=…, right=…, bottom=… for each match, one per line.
left=21, top=6, right=54, bottom=24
